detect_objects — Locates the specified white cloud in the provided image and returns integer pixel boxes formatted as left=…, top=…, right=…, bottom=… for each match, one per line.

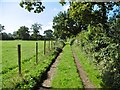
left=41, top=21, right=53, bottom=35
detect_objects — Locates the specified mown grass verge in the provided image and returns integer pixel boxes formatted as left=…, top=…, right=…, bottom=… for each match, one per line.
left=72, top=45, right=103, bottom=88
left=52, top=44, right=83, bottom=88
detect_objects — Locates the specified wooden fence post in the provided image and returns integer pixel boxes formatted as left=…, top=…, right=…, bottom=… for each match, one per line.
left=18, top=44, right=21, bottom=75
left=36, top=42, right=38, bottom=64
left=44, top=39, right=46, bottom=55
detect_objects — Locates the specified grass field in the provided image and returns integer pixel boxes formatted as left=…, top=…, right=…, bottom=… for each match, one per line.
left=1, top=40, right=52, bottom=74
left=1, top=40, right=58, bottom=89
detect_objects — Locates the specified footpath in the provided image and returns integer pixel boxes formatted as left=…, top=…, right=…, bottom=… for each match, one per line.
left=37, top=44, right=95, bottom=89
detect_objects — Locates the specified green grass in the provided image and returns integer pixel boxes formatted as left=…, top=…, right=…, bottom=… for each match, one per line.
left=2, top=51, right=58, bottom=89
left=52, top=45, right=83, bottom=88
left=1, top=40, right=48, bottom=73
left=72, top=45, right=103, bottom=88
left=1, top=40, right=59, bottom=89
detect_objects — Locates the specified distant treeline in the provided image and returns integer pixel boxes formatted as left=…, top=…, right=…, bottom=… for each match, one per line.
left=0, top=24, right=54, bottom=40
left=0, top=32, right=54, bottom=40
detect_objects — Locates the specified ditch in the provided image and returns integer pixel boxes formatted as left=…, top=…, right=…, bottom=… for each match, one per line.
left=32, top=49, right=62, bottom=90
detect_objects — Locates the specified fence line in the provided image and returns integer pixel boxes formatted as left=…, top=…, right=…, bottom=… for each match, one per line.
left=17, top=40, right=54, bottom=74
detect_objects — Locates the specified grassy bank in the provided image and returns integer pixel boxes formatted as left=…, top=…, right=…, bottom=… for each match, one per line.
left=72, top=44, right=103, bottom=88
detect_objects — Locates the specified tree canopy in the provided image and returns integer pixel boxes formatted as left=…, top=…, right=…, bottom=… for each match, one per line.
left=52, top=1, right=120, bottom=39
left=44, top=29, right=53, bottom=39
left=17, top=26, right=30, bottom=40
left=31, top=23, right=42, bottom=40
left=20, top=0, right=45, bottom=13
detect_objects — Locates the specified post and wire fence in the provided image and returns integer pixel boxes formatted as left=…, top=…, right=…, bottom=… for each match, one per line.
left=17, top=40, right=55, bottom=75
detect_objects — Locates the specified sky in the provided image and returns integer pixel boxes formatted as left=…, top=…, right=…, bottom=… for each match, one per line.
left=0, top=0, right=69, bottom=35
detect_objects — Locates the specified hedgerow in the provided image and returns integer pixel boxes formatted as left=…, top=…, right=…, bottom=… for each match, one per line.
left=74, top=23, right=120, bottom=88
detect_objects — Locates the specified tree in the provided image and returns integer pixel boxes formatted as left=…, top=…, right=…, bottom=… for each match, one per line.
left=68, top=2, right=120, bottom=32
left=53, top=11, right=80, bottom=40
left=108, top=15, right=120, bottom=44
left=1, top=32, right=14, bottom=40
left=19, top=0, right=45, bottom=13
left=19, top=0, right=65, bottom=13
left=12, top=31, right=19, bottom=39
left=31, top=23, right=42, bottom=40
left=17, top=26, right=30, bottom=40
left=0, top=24, right=5, bottom=33
left=44, top=29, right=53, bottom=39
left=1, top=32, right=9, bottom=40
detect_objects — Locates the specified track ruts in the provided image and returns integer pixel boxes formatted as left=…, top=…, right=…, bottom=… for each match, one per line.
left=72, top=49, right=95, bottom=89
